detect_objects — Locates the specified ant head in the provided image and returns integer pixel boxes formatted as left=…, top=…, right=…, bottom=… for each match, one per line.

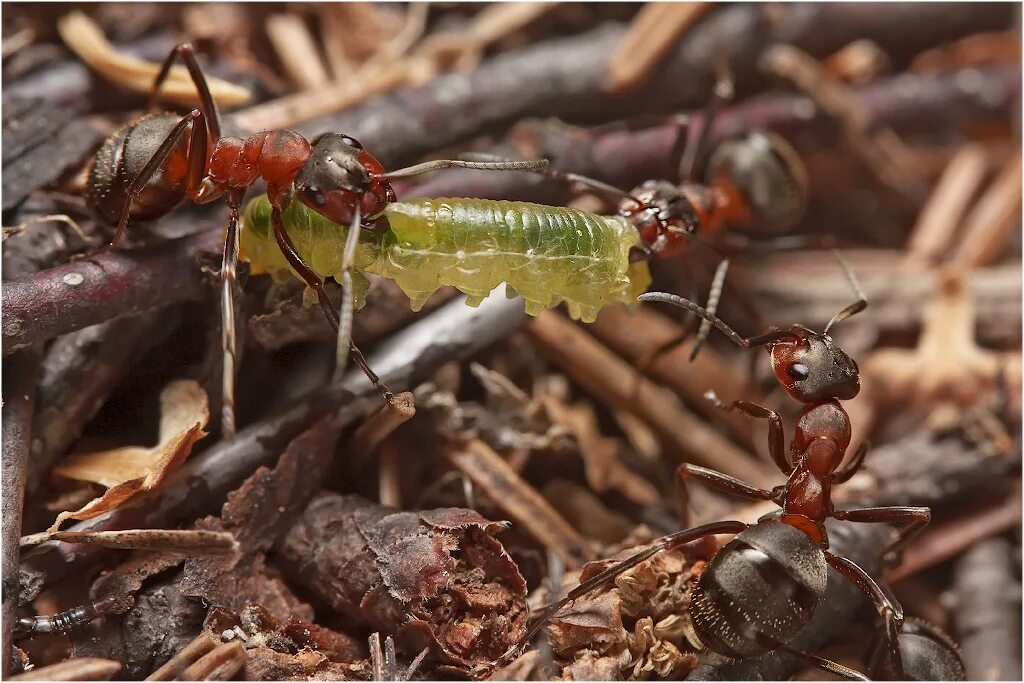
left=769, top=329, right=860, bottom=403
left=622, top=180, right=701, bottom=257
left=705, top=131, right=807, bottom=233
left=295, top=133, right=377, bottom=224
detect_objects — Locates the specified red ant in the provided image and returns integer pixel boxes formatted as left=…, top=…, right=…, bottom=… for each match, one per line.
left=505, top=255, right=938, bottom=680
left=536, top=68, right=809, bottom=358
left=85, top=43, right=546, bottom=438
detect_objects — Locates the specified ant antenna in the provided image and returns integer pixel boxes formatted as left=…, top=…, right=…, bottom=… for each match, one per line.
left=823, top=249, right=868, bottom=334
left=638, top=292, right=749, bottom=348
left=689, top=258, right=730, bottom=361
left=639, top=291, right=813, bottom=349
left=679, top=54, right=735, bottom=182
left=335, top=204, right=362, bottom=379
left=377, top=158, right=550, bottom=179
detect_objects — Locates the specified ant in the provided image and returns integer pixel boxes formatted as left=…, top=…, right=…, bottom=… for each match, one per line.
left=85, top=43, right=547, bottom=439
left=530, top=67, right=810, bottom=358
left=504, top=255, right=941, bottom=680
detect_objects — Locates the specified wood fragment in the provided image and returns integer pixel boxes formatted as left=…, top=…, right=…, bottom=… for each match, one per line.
left=1, top=347, right=41, bottom=677
left=821, top=39, right=890, bottom=85
left=145, top=632, right=220, bottom=681
left=20, top=529, right=238, bottom=554
left=588, top=305, right=752, bottom=447
left=760, top=43, right=929, bottom=204
left=347, top=391, right=417, bottom=473
left=949, top=153, right=1023, bottom=268
left=265, top=13, right=331, bottom=90
left=10, top=658, right=122, bottom=681
left=181, top=641, right=246, bottom=681
left=445, top=438, right=594, bottom=568
left=951, top=538, right=1022, bottom=681
left=890, top=483, right=1021, bottom=582
left=903, top=145, right=990, bottom=267
left=527, top=311, right=772, bottom=484
left=605, top=3, right=711, bottom=93
left=56, top=11, right=250, bottom=107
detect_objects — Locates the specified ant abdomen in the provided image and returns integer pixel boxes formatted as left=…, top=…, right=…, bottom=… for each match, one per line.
left=689, top=521, right=827, bottom=658
left=87, top=113, right=191, bottom=226
left=878, top=620, right=966, bottom=681
left=704, top=131, right=807, bottom=233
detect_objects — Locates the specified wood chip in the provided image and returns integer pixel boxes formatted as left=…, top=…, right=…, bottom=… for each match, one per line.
left=605, top=3, right=711, bottom=93
left=57, top=10, right=251, bottom=108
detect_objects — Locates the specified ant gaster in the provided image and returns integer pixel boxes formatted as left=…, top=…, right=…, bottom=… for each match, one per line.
left=507, top=256, right=942, bottom=680
left=86, top=44, right=546, bottom=439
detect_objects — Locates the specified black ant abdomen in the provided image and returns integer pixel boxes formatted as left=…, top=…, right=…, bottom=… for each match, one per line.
left=872, top=619, right=966, bottom=681
left=689, top=519, right=827, bottom=659
left=704, top=130, right=808, bottom=233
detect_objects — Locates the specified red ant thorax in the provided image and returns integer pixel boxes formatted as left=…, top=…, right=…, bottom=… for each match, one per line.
left=207, top=130, right=313, bottom=205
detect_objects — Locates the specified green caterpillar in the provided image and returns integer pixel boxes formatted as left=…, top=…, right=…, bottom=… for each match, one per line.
left=240, top=195, right=651, bottom=323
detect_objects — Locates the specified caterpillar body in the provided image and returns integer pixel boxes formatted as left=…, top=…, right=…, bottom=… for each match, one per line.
left=240, top=195, right=652, bottom=323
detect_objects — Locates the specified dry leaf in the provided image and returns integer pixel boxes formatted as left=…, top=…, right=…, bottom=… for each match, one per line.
left=50, top=380, right=209, bottom=531
left=57, top=11, right=251, bottom=108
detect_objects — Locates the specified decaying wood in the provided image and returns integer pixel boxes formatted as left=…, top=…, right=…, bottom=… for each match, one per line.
left=950, top=538, right=1022, bottom=681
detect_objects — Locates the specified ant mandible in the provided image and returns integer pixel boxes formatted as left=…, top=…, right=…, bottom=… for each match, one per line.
left=85, top=44, right=545, bottom=438
left=507, top=255, right=937, bottom=680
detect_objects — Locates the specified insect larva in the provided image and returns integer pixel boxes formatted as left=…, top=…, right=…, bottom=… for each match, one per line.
left=240, top=196, right=651, bottom=323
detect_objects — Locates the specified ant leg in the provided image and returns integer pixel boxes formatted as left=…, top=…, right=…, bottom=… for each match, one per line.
left=149, top=43, right=222, bottom=141
left=824, top=551, right=904, bottom=680
left=111, top=110, right=204, bottom=247
left=516, top=521, right=746, bottom=650
left=271, top=207, right=394, bottom=403
left=679, top=59, right=735, bottom=182
left=676, top=463, right=778, bottom=527
left=690, top=258, right=730, bottom=361
left=334, top=205, right=362, bottom=378
left=378, top=158, right=550, bottom=179
left=831, top=506, right=931, bottom=566
left=219, top=194, right=242, bottom=440
left=705, top=392, right=791, bottom=475
left=759, top=637, right=870, bottom=681
left=831, top=441, right=870, bottom=484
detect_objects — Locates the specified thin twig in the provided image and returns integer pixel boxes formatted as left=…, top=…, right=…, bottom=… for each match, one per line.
left=347, top=391, right=417, bottom=472
left=10, top=658, right=122, bottom=681
left=527, top=311, right=773, bottom=484
left=145, top=632, right=221, bottom=681
left=445, top=438, right=595, bottom=568
left=181, top=641, right=246, bottom=681
left=949, top=153, right=1023, bottom=268
left=903, top=145, right=990, bottom=267
left=605, top=3, right=711, bottom=92
left=20, top=529, right=238, bottom=553
left=1, top=347, right=41, bottom=677
left=265, top=13, right=331, bottom=90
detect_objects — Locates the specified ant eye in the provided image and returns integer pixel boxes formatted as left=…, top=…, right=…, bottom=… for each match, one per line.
left=305, top=187, right=326, bottom=206
left=339, top=135, right=363, bottom=150
left=787, top=363, right=809, bottom=381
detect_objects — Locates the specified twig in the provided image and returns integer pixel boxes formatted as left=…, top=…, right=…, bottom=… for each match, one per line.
left=889, top=483, right=1021, bottom=582
left=951, top=538, right=1022, bottom=681
left=760, top=43, right=928, bottom=205
left=2, top=228, right=221, bottom=353
left=294, top=4, right=1013, bottom=167
left=527, top=310, right=773, bottom=484
left=23, top=292, right=530, bottom=589
left=949, top=153, right=1023, bottom=268
left=588, top=306, right=752, bottom=447
left=10, top=658, right=122, bottom=681
left=444, top=438, right=595, bottom=568
left=181, top=641, right=246, bottom=681
left=56, top=11, right=250, bottom=108
left=1, top=347, right=41, bottom=677
left=265, top=13, right=331, bottom=90
left=20, top=529, right=238, bottom=554
left=145, top=632, right=220, bottom=681
left=404, top=65, right=1018, bottom=207
left=347, top=391, right=417, bottom=473
left=605, top=3, right=711, bottom=92
left=903, top=145, right=990, bottom=267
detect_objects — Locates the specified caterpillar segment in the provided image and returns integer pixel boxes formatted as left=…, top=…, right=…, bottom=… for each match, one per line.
left=240, top=196, right=652, bottom=323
